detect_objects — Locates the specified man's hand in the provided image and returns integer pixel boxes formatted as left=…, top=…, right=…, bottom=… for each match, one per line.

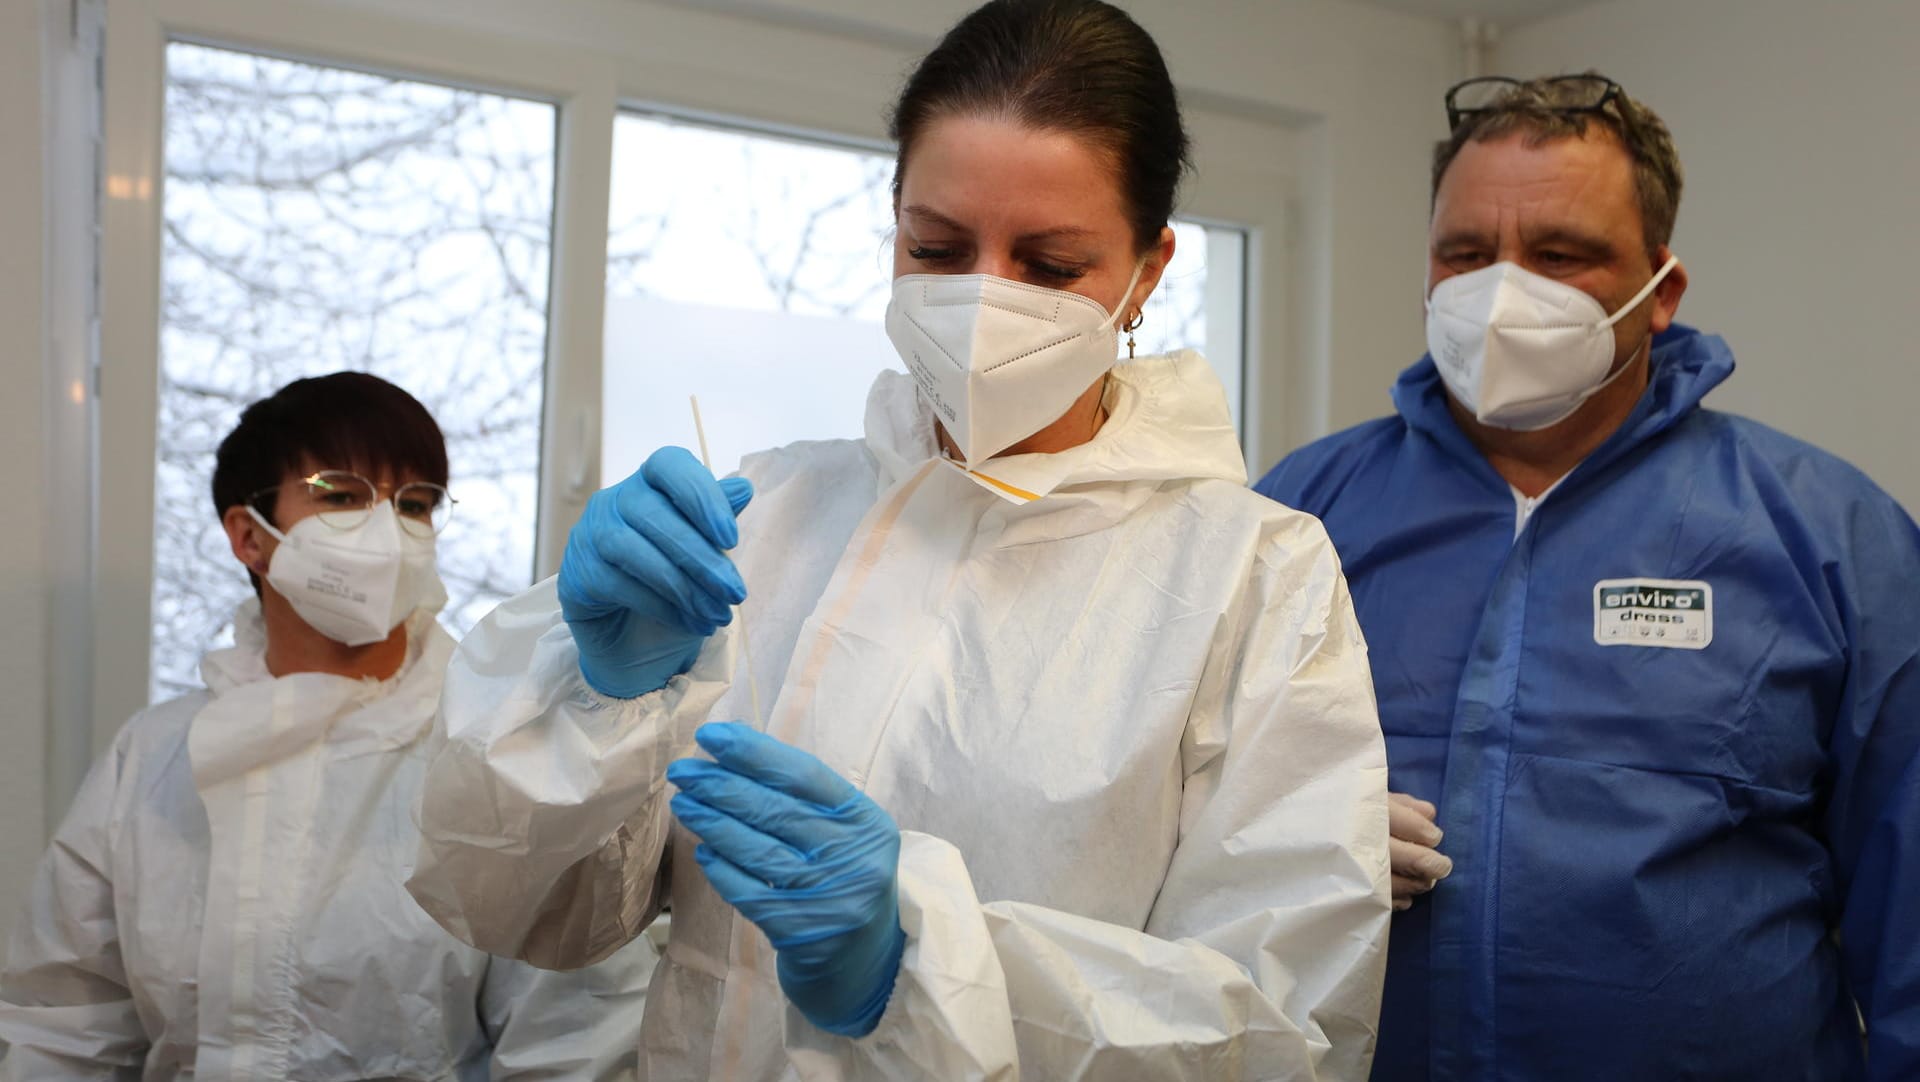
left=1389, top=791, right=1454, bottom=911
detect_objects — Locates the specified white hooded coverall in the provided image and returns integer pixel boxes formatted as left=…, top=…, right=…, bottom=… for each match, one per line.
left=0, top=604, right=656, bottom=1080
left=407, top=355, right=1392, bottom=1080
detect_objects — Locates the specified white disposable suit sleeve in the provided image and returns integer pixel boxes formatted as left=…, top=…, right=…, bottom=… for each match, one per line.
left=784, top=529, right=1392, bottom=1081
left=0, top=732, right=149, bottom=1080
left=407, top=576, right=732, bottom=970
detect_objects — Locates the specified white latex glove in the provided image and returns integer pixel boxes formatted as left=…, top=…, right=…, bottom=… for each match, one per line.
left=1388, top=791, right=1454, bottom=911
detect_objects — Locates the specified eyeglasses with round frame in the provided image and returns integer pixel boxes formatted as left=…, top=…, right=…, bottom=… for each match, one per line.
left=248, top=470, right=455, bottom=538
left=1444, top=74, right=1624, bottom=132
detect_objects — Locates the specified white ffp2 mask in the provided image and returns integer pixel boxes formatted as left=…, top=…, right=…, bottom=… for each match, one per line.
left=248, top=503, right=447, bottom=647
left=884, top=264, right=1143, bottom=464
left=1425, top=255, right=1679, bottom=431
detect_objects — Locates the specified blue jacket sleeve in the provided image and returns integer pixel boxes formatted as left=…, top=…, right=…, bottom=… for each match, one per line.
left=1821, top=490, right=1920, bottom=1077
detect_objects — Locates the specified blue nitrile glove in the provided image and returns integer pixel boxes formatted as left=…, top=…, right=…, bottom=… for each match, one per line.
left=667, top=722, right=906, bottom=1038
left=557, top=448, right=753, bottom=699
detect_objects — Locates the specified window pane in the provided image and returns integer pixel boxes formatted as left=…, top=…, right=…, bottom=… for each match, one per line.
left=152, top=43, right=556, bottom=701
left=603, top=112, right=1244, bottom=480
left=1134, top=218, right=1247, bottom=422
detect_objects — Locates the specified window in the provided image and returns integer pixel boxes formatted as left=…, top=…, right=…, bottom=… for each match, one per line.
left=150, top=43, right=556, bottom=700
left=77, top=0, right=1297, bottom=829
left=602, top=111, right=1246, bottom=479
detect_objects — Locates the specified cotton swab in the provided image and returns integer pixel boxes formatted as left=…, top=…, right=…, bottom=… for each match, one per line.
left=690, top=395, right=764, bottom=728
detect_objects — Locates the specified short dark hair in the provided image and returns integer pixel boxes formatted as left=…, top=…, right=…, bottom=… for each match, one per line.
left=211, top=371, right=449, bottom=526
left=1432, top=72, right=1683, bottom=259
left=888, top=0, right=1190, bottom=251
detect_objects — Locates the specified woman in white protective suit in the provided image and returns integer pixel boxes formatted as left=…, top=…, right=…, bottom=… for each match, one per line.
left=405, top=1, right=1392, bottom=1078
left=0, top=373, right=655, bottom=1080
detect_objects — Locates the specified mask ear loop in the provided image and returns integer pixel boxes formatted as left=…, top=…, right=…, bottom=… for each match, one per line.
left=1574, top=254, right=1682, bottom=409
left=1597, top=254, right=1681, bottom=330
left=239, top=504, right=289, bottom=581
left=245, top=504, right=291, bottom=545
left=1577, top=332, right=1652, bottom=404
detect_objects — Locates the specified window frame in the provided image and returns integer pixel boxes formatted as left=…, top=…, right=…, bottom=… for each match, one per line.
left=96, top=0, right=619, bottom=751
left=87, top=0, right=1302, bottom=777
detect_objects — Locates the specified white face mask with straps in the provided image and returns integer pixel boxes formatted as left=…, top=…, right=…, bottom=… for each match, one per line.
left=248, top=503, right=447, bottom=647
left=1425, top=254, right=1680, bottom=431
left=884, top=260, right=1146, bottom=465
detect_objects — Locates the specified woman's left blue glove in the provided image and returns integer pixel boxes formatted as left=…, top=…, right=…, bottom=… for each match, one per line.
left=667, top=722, right=906, bottom=1038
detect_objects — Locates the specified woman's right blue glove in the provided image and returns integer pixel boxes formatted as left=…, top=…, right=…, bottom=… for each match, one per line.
left=557, top=447, right=753, bottom=699
left=667, top=723, right=906, bottom=1038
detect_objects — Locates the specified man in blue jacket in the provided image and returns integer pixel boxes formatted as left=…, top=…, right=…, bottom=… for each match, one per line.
left=1257, top=73, right=1919, bottom=1080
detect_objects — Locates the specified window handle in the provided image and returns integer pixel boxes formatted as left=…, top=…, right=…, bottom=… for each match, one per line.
left=567, top=409, right=594, bottom=497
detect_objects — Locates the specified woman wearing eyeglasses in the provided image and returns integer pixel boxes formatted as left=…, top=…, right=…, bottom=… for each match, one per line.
left=0, top=372, right=654, bottom=1080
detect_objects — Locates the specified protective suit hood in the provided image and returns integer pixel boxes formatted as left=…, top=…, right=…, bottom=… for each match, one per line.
left=193, top=600, right=449, bottom=788
left=864, top=351, right=1248, bottom=506
left=199, top=596, right=444, bottom=696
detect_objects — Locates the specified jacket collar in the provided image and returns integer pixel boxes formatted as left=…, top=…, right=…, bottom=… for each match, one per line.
left=200, top=598, right=446, bottom=697
left=863, top=350, right=1247, bottom=505
left=1388, top=323, right=1737, bottom=489
left=189, top=600, right=455, bottom=790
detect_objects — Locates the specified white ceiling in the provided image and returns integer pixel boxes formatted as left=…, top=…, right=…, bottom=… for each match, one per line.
left=1355, top=0, right=1605, bottom=29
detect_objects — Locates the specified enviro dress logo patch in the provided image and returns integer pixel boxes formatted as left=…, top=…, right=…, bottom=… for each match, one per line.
left=1593, top=578, right=1713, bottom=650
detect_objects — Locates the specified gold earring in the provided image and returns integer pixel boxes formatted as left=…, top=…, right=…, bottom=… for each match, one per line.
left=1123, top=312, right=1144, bottom=359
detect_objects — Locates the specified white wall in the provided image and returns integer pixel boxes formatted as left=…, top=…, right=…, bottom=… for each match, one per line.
left=0, top=0, right=53, bottom=950
left=1137, top=0, right=1460, bottom=452
left=1497, top=0, right=1920, bottom=513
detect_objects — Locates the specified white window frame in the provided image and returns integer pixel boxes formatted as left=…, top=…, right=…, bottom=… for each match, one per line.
left=86, top=0, right=1303, bottom=788
left=96, top=0, right=618, bottom=753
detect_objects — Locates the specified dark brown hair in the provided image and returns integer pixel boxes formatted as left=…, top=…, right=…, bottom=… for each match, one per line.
left=1433, top=72, right=1683, bottom=259
left=212, top=370, right=448, bottom=526
left=888, top=0, right=1190, bottom=250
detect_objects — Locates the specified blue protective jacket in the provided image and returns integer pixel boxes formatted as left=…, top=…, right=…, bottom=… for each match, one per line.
left=1257, top=326, right=1920, bottom=1081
